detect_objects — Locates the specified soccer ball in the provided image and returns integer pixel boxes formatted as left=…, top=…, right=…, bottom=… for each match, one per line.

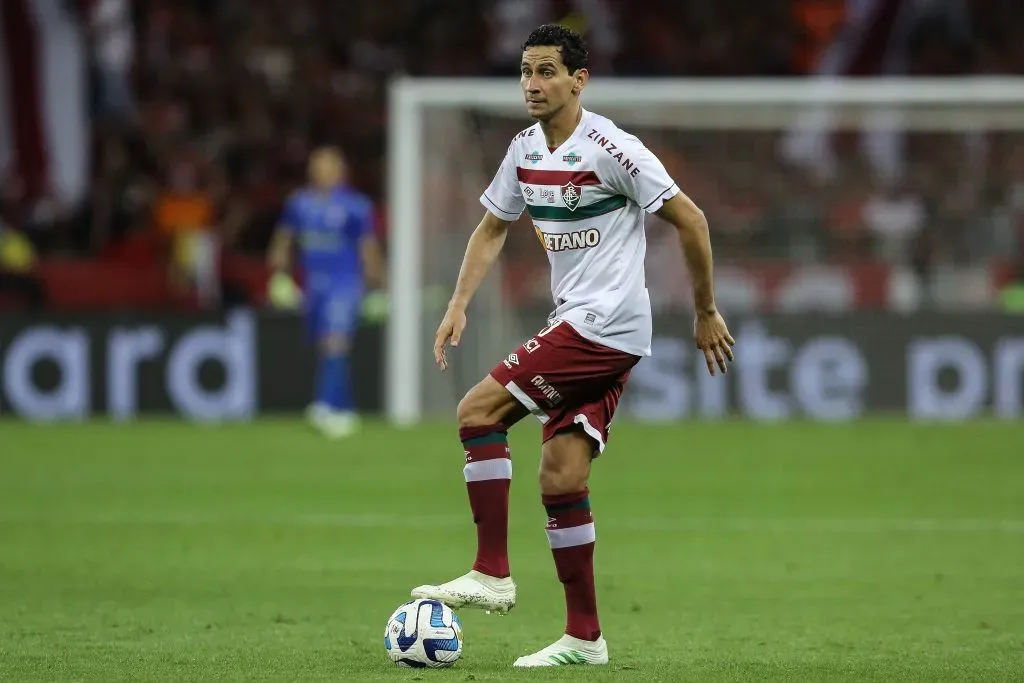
left=384, top=599, right=463, bottom=668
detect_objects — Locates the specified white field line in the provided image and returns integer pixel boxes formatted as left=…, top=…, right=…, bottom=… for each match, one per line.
left=1, top=513, right=1022, bottom=533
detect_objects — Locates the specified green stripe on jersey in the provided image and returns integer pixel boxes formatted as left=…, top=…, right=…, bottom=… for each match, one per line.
left=526, top=195, right=627, bottom=222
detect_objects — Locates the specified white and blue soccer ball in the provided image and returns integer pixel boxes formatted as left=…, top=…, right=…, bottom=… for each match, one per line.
left=384, top=599, right=463, bottom=668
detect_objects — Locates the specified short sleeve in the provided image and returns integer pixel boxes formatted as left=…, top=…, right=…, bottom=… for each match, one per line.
left=480, top=143, right=526, bottom=221
left=605, top=136, right=680, bottom=214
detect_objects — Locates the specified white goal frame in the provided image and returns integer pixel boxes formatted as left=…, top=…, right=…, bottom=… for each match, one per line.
left=385, top=76, right=1024, bottom=426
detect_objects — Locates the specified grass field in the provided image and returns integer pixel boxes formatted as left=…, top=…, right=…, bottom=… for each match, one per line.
left=1, top=419, right=1022, bottom=682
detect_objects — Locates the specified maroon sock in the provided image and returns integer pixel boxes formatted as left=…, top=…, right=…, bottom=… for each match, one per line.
left=460, top=424, right=511, bottom=578
left=543, top=489, right=600, bottom=641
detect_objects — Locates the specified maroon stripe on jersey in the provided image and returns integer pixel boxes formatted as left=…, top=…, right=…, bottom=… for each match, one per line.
left=516, top=167, right=601, bottom=186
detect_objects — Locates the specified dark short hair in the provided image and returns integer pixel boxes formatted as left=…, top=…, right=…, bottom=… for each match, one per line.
left=522, top=24, right=589, bottom=75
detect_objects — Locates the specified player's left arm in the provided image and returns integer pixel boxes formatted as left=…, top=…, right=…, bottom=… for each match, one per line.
left=360, top=235, right=385, bottom=289
left=356, top=199, right=385, bottom=289
left=653, top=186, right=735, bottom=375
left=655, top=192, right=715, bottom=316
left=267, top=229, right=294, bottom=273
left=607, top=135, right=735, bottom=374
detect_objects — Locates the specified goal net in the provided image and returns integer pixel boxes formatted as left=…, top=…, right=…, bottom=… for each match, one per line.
left=386, top=78, right=1024, bottom=424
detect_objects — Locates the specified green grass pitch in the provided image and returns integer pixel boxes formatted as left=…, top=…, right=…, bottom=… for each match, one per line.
left=1, top=419, right=1022, bottom=682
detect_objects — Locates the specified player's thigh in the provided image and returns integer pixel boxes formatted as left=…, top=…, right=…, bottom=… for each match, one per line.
left=541, top=365, right=633, bottom=458
left=318, top=290, right=361, bottom=354
left=305, top=295, right=324, bottom=345
left=490, top=319, right=639, bottom=424
left=457, top=375, right=529, bottom=427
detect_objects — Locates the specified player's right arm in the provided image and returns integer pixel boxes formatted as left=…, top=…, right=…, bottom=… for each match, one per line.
left=434, top=141, right=526, bottom=371
left=267, top=230, right=293, bottom=273
left=266, top=195, right=304, bottom=308
left=267, top=194, right=300, bottom=273
left=434, top=211, right=512, bottom=371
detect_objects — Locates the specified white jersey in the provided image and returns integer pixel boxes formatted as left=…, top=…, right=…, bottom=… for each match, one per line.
left=480, top=109, right=680, bottom=357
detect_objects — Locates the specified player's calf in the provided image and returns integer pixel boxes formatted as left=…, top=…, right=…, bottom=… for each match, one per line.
left=320, top=333, right=350, bottom=356
left=539, top=430, right=602, bottom=643
left=445, top=378, right=522, bottom=581
left=411, top=379, right=523, bottom=610
left=461, top=422, right=513, bottom=578
left=312, top=332, right=356, bottom=434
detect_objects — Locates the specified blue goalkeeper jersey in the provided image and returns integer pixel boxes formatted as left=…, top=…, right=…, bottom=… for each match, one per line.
left=281, top=185, right=373, bottom=293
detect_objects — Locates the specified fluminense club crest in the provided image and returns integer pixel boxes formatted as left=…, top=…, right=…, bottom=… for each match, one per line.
left=561, top=182, right=581, bottom=211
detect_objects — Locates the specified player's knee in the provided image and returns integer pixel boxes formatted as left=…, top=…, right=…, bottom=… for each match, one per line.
left=457, top=377, right=517, bottom=428
left=538, top=433, right=593, bottom=494
left=457, top=391, right=494, bottom=428
left=320, top=334, right=350, bottom=355
left=538, top=459, right=588, bottom=494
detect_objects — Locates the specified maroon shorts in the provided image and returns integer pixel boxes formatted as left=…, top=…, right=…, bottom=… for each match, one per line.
left=488, top=319, right=640, bottom=454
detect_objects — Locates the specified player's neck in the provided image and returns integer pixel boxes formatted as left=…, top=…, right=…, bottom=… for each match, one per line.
left=539, top=103, right=583, bottom=150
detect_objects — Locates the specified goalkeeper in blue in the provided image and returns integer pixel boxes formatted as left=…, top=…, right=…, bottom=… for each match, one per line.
left=268, top=146, right=384, bottom=439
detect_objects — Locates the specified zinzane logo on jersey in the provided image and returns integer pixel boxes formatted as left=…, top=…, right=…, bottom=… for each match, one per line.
left=534, top=226, right=601, bottom=252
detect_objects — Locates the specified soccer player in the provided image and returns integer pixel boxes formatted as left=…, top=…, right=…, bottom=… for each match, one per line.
left=267, top=146, right=384, bottom=439
left=410, top=24, right=735, bottom=667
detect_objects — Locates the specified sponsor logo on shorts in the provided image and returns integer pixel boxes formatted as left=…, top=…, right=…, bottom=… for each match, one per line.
left=585, top=312, right=596, bottom=324
left=534, top=226, right=601, bottom=252
left=531, top=374, right=563, bottom=407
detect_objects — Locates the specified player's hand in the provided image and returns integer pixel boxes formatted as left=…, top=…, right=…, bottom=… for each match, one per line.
left=433, top=305, right=467, bottom=371
left=694, top=309, right=735, bottom=376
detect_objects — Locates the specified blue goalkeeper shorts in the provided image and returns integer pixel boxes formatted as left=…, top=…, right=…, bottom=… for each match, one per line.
left=306, top=286, right=362, bottom=343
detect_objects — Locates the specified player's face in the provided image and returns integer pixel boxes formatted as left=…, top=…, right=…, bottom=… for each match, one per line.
left=308, top=149, right=345, bottom=189
left=520, top=47, right=582, bottom=121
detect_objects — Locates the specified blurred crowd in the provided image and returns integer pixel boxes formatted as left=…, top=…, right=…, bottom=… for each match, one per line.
left=2, top=0, right=1024, bottom=310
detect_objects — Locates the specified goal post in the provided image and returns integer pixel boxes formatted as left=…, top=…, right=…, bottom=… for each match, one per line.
left=385, top=77, right=1024, bottom=426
